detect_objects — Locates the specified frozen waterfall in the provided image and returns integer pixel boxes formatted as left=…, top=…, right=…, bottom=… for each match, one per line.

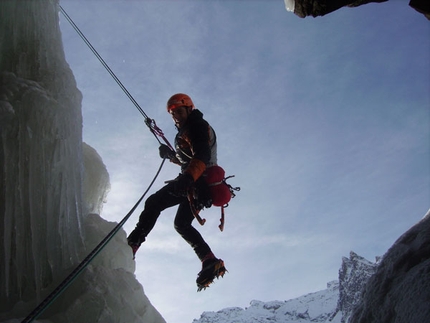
left=0, top=1, right=165, bottom=322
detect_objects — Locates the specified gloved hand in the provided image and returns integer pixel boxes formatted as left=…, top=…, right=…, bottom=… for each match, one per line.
left=159, top=144, right=175, bottom=160
left=173, top=173, right=194, bottom=197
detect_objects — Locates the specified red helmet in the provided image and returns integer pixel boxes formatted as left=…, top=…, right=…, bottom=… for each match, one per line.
left=167, top=93, right=194, bottom=113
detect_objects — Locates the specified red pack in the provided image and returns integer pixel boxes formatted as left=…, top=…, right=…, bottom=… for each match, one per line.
left=188, top=165, right=240, bottom=231
left=204, top=166, right=233, bottom=207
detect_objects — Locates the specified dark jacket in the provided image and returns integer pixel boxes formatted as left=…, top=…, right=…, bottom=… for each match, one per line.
left=174, top=109, right=217, bottom=181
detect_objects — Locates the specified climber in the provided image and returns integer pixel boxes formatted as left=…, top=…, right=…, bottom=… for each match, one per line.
left=127, top=93, right=226, bottom=291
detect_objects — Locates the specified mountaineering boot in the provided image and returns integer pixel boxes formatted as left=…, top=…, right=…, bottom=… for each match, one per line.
left=196, top=252, right=227, bottom=292
left=127, top=227, right=146, bottom=259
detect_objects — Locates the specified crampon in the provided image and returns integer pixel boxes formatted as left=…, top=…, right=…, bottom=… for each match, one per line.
left=196, top=259, right=227, bottom=292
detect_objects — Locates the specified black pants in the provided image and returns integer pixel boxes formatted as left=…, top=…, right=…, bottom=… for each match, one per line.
left=137, top=181, right=212, bottom=261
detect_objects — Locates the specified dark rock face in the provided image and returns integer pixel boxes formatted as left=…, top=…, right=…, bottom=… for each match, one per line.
left=293, top=0, right=388, bottom=18
left=409, top=0, right=430, bottom=19
left=349, top=213, right=430, bottom=323
left=293, top=0, right=430, bottom=19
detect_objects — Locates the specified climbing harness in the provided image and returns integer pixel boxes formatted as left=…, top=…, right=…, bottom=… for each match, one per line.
left=21, top=5, right=172, bottom=323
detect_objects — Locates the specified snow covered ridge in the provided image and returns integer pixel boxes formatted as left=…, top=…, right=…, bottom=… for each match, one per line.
left=193, top=287, right=337, bottom=323
left=193, top=252, right=377, bottom=323
left=335, top=252, right=378, bottom=323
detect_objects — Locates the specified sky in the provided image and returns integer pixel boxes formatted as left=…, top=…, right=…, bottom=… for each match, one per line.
left=59, top=1, right=429, bottom=322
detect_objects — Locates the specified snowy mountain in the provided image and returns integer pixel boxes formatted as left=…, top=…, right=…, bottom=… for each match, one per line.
left=193, top=283, right=340, bottom=323
left=193, top=252, right=377, bottom=323
left=335, top=252, right=378, bottom=323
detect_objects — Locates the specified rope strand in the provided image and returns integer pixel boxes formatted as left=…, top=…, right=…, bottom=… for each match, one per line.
left=59, top=5, right=148, bottom=119
left=60, top=4, right=174, bottom=149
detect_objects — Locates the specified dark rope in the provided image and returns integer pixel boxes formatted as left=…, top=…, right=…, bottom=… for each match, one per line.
left=59, top=5, right=148, bottom=119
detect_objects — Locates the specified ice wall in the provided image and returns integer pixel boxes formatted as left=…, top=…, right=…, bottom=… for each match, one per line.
left=0, top=0, right=85, bottom=311
left=0, top=1, right=165, bottom=322
left=83, top=143, right=111, bottom=215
